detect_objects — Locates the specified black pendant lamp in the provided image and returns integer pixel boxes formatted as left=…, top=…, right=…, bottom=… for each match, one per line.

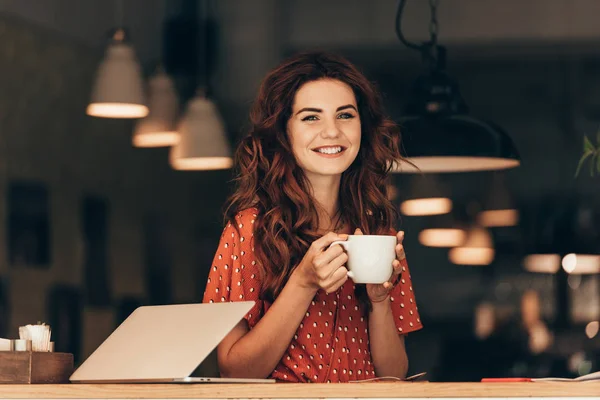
left=393, top=0, right=520, bottom=173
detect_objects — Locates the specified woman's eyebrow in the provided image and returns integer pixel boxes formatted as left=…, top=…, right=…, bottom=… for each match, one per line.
left=295, top=107, right=322, bottom=115
left=336, top=104, right=357, bottom=112
left=295, top=104, right=357, bottom=115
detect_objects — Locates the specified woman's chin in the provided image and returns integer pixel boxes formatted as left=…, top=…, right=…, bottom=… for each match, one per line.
left=305, top=165, right=352, bottom=178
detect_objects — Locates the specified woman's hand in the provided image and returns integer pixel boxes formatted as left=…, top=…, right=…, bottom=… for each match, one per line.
left=353, top=228, right=405, bottom=304
left=291, top=232, right=350, bottom=294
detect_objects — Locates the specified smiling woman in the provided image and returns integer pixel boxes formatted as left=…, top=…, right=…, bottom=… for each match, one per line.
left=202, top=51, right=422, bottom=383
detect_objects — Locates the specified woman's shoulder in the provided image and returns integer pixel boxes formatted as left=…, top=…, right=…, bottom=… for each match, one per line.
left=233, top=207, right=260, bottom=220
left=231, top=207, right=260, bottom=224
left=226, top=207, right=260, bottom=236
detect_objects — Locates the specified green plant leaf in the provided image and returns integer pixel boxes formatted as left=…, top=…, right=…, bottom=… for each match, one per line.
left=584, top=135, right=594, bottom=153
left=591, top=154, right=596, bottom=177
left=575, top=150, right=593, bottom=177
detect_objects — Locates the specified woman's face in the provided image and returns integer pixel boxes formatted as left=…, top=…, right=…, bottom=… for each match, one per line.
left=287, top=79, right=361, bottom=181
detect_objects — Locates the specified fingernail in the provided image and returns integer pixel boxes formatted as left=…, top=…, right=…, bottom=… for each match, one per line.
left=340, top=234, right=349, bottom=239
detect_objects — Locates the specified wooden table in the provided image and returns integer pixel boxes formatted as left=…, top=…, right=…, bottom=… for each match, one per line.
left=0, top=382, right=598, bottom=399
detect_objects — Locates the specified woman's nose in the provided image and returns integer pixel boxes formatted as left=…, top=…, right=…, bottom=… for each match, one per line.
left=320, top=118, right=341, bottom=138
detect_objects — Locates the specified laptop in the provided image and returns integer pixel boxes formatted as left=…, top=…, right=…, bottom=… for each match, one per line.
left=70, top=301, right=275, bottom=383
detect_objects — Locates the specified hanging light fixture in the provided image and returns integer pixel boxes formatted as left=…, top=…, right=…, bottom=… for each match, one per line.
left=477, top=173, right=520, bottom=227
left=559, top=201, right=600, bottom=275
left=399, top=175, right=452, bottom=216
left=392, top=0, right=520, bottom=173
left=87, top=1, right=147, bottom=119
left=523, top=254, right=561, bottom=274
left=169, top=0, right=232, bottom=171
left=521, top=200, right=562, bottom=274
left=561, top=253, right=600, bottom=275
left=132, top=67, right=179, bottom=147
left=449, top=225, right=495, bottom=265
left=170, top=91, right=232, bottom=170
left=418, top=207, right=468, bottom=247
left=419, top=228, right=466, bottom=248
left=522, top=198, right=600, bottom=274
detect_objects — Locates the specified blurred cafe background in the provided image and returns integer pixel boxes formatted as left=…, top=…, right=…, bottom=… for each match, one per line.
left=0, top=0, right=598, bottom=382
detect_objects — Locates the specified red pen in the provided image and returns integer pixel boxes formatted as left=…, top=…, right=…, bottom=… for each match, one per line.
left=481, top=378, right=532, bottom=382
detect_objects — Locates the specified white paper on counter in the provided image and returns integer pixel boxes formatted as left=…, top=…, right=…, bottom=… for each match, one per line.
left=0, top=338, right=12, bottom=351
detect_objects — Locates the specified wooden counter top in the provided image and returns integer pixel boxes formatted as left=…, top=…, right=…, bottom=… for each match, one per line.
left=0, top=382, right=598, bottom=399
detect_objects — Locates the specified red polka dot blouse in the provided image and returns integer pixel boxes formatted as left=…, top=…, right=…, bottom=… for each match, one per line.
left=202, top=208, right=423, bottom=382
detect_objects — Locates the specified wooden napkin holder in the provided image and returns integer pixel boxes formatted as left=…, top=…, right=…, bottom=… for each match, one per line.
left=0, top=351, right=74, bottom=384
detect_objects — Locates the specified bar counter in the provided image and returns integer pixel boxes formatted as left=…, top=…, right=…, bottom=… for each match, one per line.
left=0, top=382, right=599, bottom=399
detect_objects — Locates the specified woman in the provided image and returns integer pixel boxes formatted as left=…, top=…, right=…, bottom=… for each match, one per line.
left=202, top=51, right=422, bottom=383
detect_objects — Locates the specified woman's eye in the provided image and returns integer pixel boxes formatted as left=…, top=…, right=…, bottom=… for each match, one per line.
left=338, top=112, right=355, bottom=119
left=302, top=115, right=318, bottom=122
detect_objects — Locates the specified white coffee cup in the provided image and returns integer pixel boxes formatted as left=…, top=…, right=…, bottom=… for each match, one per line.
left=331, top=235, right=397, bottom=284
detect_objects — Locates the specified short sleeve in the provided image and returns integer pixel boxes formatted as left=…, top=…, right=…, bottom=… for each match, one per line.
left=202, top=209, right=264, bottom=328
left=389, top=257, right=422, bottom=335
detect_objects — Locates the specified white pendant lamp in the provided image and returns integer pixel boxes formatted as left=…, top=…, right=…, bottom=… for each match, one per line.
left=132, top=69, right=179, bottom=147
left=399, top=175, right=452, bottom=217
left=561, top=253, right=600, bottom=275
left=170, top=92, right=232, bottom=170
left=87, top=28, right=148, bottom=119
left=523, top=254, right=561, bottom=274
left=449, top=225, right=495, bottom=266
left=418, top=204, right=468, bottom=248
left=419, top=214, right=467, bottom=248
left=419, top=228, right=466, bottom=248
left=477, top=173, right=519, bottom=227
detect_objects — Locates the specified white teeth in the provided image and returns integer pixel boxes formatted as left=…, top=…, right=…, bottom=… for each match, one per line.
left=316, top=146, right=342, bottom=154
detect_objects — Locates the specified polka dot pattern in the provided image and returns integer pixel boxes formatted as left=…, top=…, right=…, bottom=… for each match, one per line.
left=203, top=208, right=423, bottom=383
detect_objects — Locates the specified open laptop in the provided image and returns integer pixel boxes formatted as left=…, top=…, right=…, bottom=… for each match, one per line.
left=70, top=301, right=275, bottom=383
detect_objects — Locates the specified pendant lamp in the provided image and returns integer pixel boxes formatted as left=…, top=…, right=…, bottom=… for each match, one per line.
left=169, top=0, right=232, bottom=171
left=477, top=173, right=520, bottom=227
left=392, top=0, right=520, bottom=173
left=87, top=27, right=148, bottom=119
left=418, top=209, right=468, bottom=248
left=132, top=68, right=179, bottom=147
left=449, top=225, right=495, bottom=266
left=170, top=91, right=232, bottom=170
left=399, top=175, right=452, bottom=216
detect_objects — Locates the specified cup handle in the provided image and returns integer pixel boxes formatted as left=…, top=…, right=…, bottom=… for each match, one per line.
left=330, top=240, right=349, bottom=250
left=330, top=241, right=353, bottom=279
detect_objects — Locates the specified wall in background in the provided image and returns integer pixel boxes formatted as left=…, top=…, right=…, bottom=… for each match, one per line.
left=0, top=14, right=221, bottom=363
left=0, top=0, right=167, bottom=66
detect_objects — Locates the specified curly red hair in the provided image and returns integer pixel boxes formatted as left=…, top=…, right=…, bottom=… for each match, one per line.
left=224, top=51, right=405, bottom=308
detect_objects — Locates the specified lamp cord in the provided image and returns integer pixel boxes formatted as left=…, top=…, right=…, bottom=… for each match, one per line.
left=202, top=0, right=216, bottom=97
left=428, top=0, right=440, bottom=47
left=395, top=0, right=443, bottom=71
left=116, top=0, right=124, bottom=28
left=395, top=0, right=421, bottom=50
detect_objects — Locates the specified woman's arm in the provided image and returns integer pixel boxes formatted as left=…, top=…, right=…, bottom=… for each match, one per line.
left=361, top=229, right=415, bottom=378
left=217, top=232, right=349, bottom=379
left=217, top=274, right=317, bottom=379
left=368, top=298, right=408, bottom=378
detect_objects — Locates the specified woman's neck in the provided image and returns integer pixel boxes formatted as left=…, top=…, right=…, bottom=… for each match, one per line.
left=307, top=174, right=342, bottom=232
